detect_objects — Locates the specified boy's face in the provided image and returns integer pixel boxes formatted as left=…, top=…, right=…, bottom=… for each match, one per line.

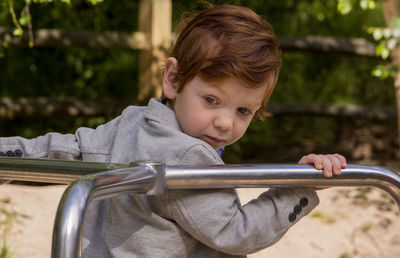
left=167, top=75, right=268, bottom=150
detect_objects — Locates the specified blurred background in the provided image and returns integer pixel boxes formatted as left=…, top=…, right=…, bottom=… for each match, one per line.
left=0, top=0, right=398, bottom=168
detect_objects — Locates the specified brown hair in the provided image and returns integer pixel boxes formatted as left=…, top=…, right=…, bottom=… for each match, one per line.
left=170, top=4, right=281, bottom=119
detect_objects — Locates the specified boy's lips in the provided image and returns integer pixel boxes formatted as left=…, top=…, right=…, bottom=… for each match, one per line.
left=205, top=135, right=225, bottom=143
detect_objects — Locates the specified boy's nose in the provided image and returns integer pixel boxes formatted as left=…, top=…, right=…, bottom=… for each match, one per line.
left=214, top=112, right=234, bottom=131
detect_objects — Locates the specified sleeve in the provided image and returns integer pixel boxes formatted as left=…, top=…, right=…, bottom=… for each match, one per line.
left=0, top=114, right=122, bottom=162
left=0, top=133, right=81, bottom=160
left=167, top=144, right=319, bottom=255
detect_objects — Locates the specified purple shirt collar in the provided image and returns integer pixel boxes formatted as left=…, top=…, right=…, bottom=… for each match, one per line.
left=216, top=147, right=225, bottom=157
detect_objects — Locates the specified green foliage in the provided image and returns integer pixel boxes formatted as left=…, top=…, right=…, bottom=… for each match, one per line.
left=337, top=0, right=353, bottom=15
left=337, top=0, right=378, bottom=15
left=0, top=243, right=10, bottom=258
left=0, top=205, right=16, bottom=258
left=362, top=222, right=372, bottom=231
left=366, top=20, right=400, bottom=60
left=0, top=0, right=140, bottom=101
left=336, top=0, right=400, bottom=81
left=340, top=252, right=351, bottom=258
left=371, top=64, right=397, bottom=79
left=310, top=211, right=336, bottom=224
left=6, top=0, right=24, bottom=36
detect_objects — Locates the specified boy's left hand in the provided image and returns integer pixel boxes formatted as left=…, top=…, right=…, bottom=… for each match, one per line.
left=298, top=153, right=347, bottom=178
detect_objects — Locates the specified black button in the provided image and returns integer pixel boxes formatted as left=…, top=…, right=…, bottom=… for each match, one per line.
left=294, top=205, right=302, bottom=215
left=6, top=151, right=15, bottom=157
left=288, top=212, right=297, bottom=222
left=300, top=197, right=309, bottom=207
left=0, top=152, right=4, bottom=156
left=14, top=149, right=23, bottom=157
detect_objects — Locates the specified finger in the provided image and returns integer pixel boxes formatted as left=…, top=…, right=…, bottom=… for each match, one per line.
left=334, top=153, right=347, bottom=168
left=313, top=155, right=323, bottom=170
left=298, top=154, right=320, bottom=167
left=327, top=154, right=342, bottom=176
left=320, top=155, right=333, bottom=178
left=308, top=154, right=323, bottom=170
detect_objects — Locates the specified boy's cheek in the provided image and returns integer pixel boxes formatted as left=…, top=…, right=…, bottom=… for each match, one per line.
left=231, top=127, right=248, bottom=144
left=240, top=121, right=252, bottom=135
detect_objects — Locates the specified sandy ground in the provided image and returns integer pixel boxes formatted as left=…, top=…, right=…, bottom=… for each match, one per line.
left=0, top=184, right=399, bottom=258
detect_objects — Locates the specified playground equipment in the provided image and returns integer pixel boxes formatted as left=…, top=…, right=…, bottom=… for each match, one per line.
left=0, top=158, right=399, bottom=258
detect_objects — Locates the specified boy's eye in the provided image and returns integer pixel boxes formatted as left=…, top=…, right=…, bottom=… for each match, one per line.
left=205, top=96, right=217, bottom=104
left=237, top=107, right=251, bottom=115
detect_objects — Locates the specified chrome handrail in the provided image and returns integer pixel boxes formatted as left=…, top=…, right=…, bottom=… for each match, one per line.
left=50, top=162, right=400, bottom=258
left=0, top=158, right=127, bottom=184
left=165, top=164, right=400, bottom=207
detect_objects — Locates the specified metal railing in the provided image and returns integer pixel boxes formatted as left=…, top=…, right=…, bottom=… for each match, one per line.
left=1, top=158, right=400, bottom=258
left=52, top=162, right=400, bottom=258
left=0, top=158, right=127, bottom=184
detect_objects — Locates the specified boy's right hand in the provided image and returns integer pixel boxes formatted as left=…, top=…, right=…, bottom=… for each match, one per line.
left=298, top=153, right=347, bottom=178
left=298, top=153, right=347, bottom=190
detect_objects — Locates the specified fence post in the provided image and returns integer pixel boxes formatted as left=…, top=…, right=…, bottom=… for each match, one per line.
left=138, top=0, right=172, bottom=104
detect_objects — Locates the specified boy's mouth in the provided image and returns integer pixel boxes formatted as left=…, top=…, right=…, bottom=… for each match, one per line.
left=205, top=135, right=224, bottom=144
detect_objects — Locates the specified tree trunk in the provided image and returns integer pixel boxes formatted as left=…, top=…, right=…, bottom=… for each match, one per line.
left=381, top=0, right=400, bottom=156
left=138, top=0, right=172, bottom=104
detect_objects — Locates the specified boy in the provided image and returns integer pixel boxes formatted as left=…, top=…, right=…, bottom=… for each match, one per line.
left=0, top=5, right=346, bottom=257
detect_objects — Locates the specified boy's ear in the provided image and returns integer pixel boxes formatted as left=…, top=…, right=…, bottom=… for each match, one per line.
left=162, top=57, right=179, bottom=99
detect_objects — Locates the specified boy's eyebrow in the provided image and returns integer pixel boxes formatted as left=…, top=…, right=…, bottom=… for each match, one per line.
left=235, top=99, right=262, bottom=110
left=246, top=103, right=262, bottom=110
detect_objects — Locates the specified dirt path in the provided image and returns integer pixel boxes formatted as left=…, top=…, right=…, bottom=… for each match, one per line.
left=0, top=184, right=398, bottom=258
